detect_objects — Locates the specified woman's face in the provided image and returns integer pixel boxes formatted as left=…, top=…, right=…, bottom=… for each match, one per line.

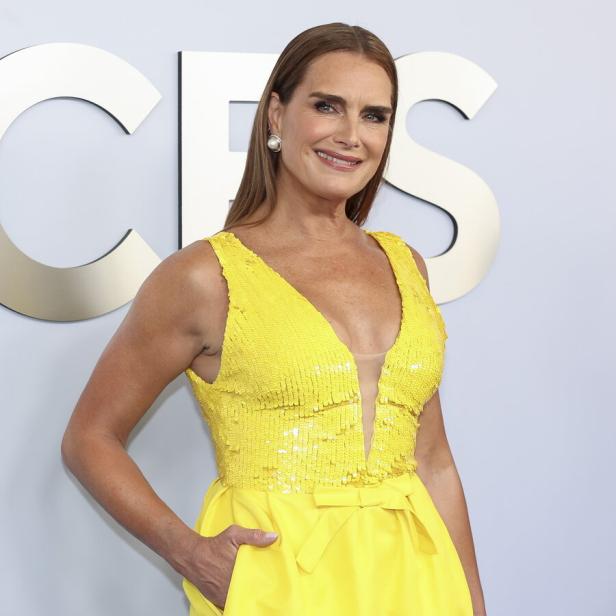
left=268, top=51, right=393, bottom=203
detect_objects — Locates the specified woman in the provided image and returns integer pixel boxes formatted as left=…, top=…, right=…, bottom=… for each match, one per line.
left=61, top=23, right=486, bottom=616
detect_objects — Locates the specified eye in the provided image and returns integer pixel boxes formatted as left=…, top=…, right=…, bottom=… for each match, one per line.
left=314, top=100, right=387, bottom=123
left=314, top=100, right=336, bottom=113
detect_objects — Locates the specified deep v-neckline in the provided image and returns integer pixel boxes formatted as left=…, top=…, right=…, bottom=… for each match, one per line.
left=221, top=229, right=408, bottom=469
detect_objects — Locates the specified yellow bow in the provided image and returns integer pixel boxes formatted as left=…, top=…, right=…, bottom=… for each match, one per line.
left=295, top=472, right=438, bottom=574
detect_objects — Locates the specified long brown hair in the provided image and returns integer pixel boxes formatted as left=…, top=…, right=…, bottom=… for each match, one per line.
left=222, top=22, right=398, bottom=232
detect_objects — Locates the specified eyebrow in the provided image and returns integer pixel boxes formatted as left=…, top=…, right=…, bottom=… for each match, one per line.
left=308, top=91, right=393, bottom=115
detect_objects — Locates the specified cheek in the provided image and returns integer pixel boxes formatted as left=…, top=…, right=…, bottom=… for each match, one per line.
left=281, top=117, right=325, bottom=159
left=302, top=118, right=333, bottom=144
left=364, top=128, right=389, bottom=153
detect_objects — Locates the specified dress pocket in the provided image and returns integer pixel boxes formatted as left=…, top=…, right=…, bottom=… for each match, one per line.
left=222, top=543, right=253, bottom=614
left=182, top=479, right=230, bottom=615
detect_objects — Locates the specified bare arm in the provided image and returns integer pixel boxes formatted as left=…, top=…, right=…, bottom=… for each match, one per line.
left=60, top=239, right=217, bottom=577
left=408, top=244, right=487, bottom=616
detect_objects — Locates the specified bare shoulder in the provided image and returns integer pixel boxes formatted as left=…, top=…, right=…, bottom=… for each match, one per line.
left=135, top=237, right=224, bottom=334
left=161, top=237, right=223, bottom=287
left=404, top=242, right=430, bottom=291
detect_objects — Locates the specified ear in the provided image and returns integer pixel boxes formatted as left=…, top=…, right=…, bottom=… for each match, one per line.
left=267, top=91, right=284, bottom=136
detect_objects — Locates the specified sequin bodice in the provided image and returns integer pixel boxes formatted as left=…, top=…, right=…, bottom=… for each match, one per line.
left=185, top=230, right=448, bottom=493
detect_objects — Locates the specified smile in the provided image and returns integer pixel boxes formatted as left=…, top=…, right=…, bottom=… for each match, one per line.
left=314, top=149, right=362, bottom=171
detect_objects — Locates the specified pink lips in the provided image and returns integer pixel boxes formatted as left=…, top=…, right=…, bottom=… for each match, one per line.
left=314, top=149, right=363, bottom=172
left=316, top=148, right=362, bottom=163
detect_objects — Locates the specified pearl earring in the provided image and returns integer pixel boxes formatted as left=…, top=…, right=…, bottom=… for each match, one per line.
left=267, top=133, right=282, bottom=152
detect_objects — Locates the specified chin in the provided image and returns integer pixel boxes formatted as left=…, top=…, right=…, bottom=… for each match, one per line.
left=311, top=186, right=360, bottom=202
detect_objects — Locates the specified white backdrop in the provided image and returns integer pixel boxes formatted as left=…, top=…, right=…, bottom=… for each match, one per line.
left=1, top=1, right=615, bottom=614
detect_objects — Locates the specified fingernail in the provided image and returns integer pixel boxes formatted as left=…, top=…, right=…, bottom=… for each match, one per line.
left=264, top=532, right=278, bottom=540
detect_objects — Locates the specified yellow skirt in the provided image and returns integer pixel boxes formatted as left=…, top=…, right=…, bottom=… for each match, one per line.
left=182, top=471, right=473, bottom=615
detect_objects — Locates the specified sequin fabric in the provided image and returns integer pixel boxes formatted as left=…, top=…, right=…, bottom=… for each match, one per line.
left=184, top=230, right=448, bottom=494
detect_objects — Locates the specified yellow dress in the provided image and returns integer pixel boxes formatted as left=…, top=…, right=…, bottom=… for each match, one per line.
left=182, top=229, right=473, bottom=615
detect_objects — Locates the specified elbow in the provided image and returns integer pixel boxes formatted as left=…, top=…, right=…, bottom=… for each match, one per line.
left=416, top=446, right=456, bottom=480
left=60, top=428, right=79, bottom=469
left=60, top=424, right=90, bottom=469
left=61, top=423, right=124, bottom=469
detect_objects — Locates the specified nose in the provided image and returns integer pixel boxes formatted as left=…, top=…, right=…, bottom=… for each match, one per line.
left=334, top=114, right=360, bottom=149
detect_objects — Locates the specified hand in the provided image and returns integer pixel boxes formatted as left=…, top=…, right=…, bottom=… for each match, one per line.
left=182, top=524, right=278, bottom=610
